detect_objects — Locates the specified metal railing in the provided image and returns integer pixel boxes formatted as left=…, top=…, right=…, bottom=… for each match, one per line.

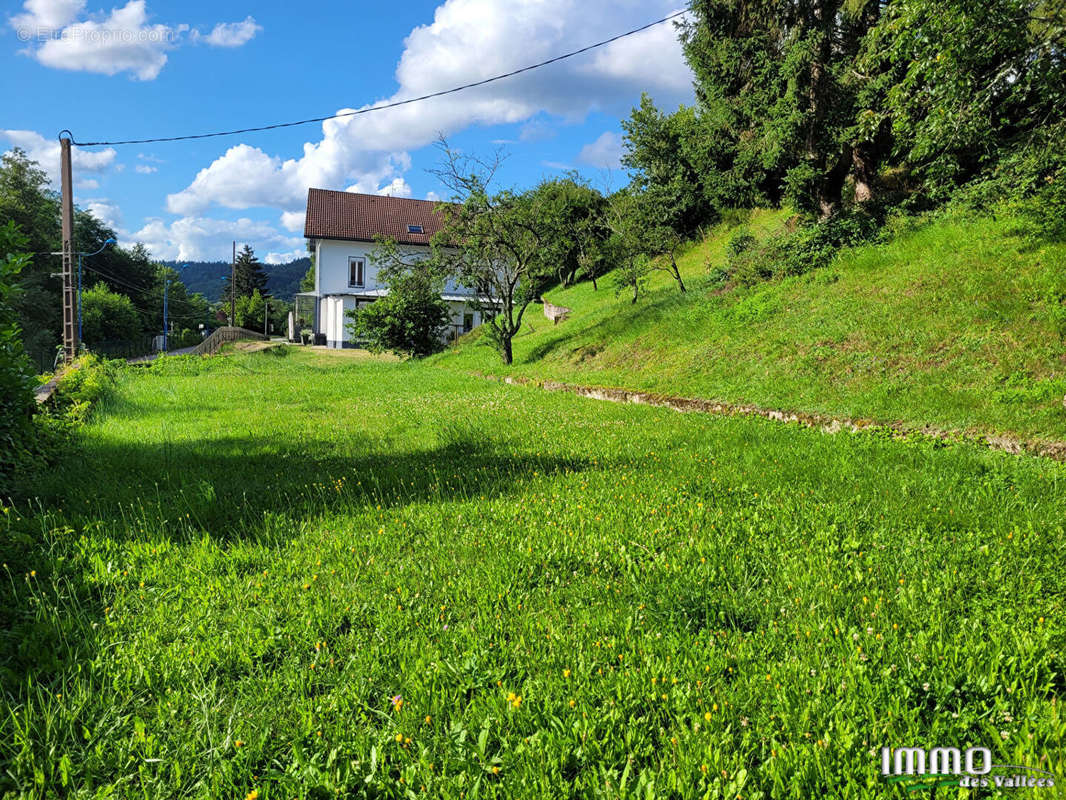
left=192, top=326, right=268, bottom=356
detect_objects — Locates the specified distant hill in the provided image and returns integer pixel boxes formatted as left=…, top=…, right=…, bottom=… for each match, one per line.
left=164, top=258, right=310, bottom=303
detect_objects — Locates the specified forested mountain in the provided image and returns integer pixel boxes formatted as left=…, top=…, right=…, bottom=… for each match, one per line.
left=161, top=258, right=310, bottom=303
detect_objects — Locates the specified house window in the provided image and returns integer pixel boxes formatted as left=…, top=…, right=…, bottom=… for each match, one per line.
left=407, top=224, right=424, bottom=234
left=463, top=313, right=474, bottom=333
left=348, top=257, right=365, bottom=288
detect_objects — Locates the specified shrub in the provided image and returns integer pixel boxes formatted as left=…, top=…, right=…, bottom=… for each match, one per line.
left=727, top=209, right=882, bottom=287
left=0, top=222, right=35, bottom=498
left=726, top=229, right=757, bottom=258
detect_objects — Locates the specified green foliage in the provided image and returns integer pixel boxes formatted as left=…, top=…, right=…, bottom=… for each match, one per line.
left=436, top=207, right=1066, bottom=441
left=0, top=350, right=1061, bottom=797
left=222, top=244, right=270, bottom=307
left=729, top=209, right=883, bottom=287
left=432, top=142, right=560, bottom=364
left=80, top=284, right=142, bottom=346
left=347, top=243, right=450, bottom=358
left=0, top=222, right=35, bottom=497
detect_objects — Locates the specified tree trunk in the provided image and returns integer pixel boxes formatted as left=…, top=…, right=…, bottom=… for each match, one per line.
left=671, top=252, right=686, bottom=292
left=851, top=144, right=878, bottom=205
left=817, top=149, right=853, bottom=219
left=502, top=335, right=513, bottom=365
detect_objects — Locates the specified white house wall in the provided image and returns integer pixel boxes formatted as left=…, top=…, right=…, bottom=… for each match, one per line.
left=314, top=237, right=482, bottom=347
left=316, top=239, right=468, bottom=297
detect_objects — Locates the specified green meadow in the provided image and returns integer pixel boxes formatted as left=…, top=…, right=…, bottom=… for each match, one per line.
left=435, top=209, right=1066, bottom=443
left=1, top=348, right=1063, bottom=798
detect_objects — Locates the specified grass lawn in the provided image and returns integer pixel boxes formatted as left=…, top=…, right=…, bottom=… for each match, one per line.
left=434, top=209, right=1066, bottom=442
left=1, top=348, right=1064, bottom=798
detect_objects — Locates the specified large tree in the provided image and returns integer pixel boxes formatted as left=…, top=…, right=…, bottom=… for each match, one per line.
left=432, top=141, right=555, bottom=366
left=679, top=0, right=884, bottom=218
left=222, top=244, right=270, bottom=308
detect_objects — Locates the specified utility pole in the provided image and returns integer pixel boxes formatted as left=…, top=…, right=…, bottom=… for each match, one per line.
left=264, top=297, right=269, bottom=337
left=59, top=134, right=76, bottom=363
left=163, top=278, right=170, bottom=352
left=230, top=240, right=236, bottom=327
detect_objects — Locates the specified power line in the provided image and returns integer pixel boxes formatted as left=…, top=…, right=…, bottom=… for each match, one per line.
left=69, top=10, right=688, bottom=147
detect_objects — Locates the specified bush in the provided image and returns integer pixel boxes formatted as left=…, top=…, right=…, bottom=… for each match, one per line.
left=0, top=222, right=35, bottom=498
left=726, top=229, right=757, bottom=258
left=347, top=269, right=450, bottom=358
left=726, top=209, right=882, bottom=287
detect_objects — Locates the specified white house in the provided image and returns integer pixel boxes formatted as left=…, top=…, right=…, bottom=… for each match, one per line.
left=302, top=188, right=489, bottom=348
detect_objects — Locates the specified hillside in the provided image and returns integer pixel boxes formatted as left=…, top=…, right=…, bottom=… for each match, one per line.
left=163, top=258, right=310, bottom=303
left=434, top=208, right=1066, bottom=442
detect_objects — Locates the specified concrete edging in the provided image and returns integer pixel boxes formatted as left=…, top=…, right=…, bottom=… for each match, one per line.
left=472, top=372, right=1066, bottom=463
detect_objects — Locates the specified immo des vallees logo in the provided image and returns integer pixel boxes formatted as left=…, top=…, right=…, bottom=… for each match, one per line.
left=880, top=745, right=1057, bottom=792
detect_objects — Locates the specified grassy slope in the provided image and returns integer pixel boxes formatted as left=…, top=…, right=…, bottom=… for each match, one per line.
left=1, top=349, right=1063, bottom=797
left=434, top=209, right=1066, bottom=441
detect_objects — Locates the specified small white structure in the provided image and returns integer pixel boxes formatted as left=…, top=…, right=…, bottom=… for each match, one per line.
left=303, top=189, right=490, bottom=348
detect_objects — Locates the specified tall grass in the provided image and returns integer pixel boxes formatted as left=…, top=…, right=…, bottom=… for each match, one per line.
left=435, top=208, right=1066, bottom=441
left=1, top=349, right=1063, bottom=798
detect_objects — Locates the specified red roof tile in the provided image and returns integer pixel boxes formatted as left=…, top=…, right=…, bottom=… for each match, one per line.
left=304, top=188, right=446, bottom=245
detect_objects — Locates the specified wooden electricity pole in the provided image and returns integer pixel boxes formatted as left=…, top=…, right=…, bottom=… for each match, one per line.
left=60, top=135, right=77, bottom=363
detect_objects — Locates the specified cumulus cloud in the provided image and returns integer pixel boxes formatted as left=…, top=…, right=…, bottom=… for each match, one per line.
left=201, top=16, right=260, bottom=47
left=166, top=1, right=693, bottom=215
left=166, top=142, right=412, bottom=215
left=0, top=129, right=117, bottom=184
left=578, top=131, right=624, bottom=169
left=128, top=215, right=303, bottom=262
left=135, top=164, right=157, bottom=174
left=84, top=198, right=123, bottom=229
left=10, top=0, right=259, bottom=80
left=279, top=211, right=305, bottom=233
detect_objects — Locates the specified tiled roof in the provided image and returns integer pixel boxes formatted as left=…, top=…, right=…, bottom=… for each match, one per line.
left=304, top=188, right=445, bottom=245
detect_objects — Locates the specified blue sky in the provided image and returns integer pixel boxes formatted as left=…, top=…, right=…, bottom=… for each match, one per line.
left=2, top=0, right=694, bottom=263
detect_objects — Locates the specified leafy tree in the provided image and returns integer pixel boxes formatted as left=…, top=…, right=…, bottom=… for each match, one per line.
left=222, top=244, right=270, bottom=307
left=0, top=149, right=62, bottom=369
left=300, top=254, right=315, bottom=293
left=605, top=192, right=650, bottom=304
left=622, top=97, right=717, bottom=235
left=679, top=0, right=884, bottom=218
left=431, top=140, right=555, bottom=365
left=856, top=0, right=1066, bottom=204
left=0, top=221, right=35, bottom=496
left=347, top=240, right=450, bottom=358
left=80, top=284, right=142, bottom=346
left=605, top=189, right=686, bottom=298
left=529, top=174, right=607, bottom=288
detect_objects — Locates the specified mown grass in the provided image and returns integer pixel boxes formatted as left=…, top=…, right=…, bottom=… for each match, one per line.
left=434, top=208, right=1066, bottom=442
left=1, top=348, right=1063, bottom=798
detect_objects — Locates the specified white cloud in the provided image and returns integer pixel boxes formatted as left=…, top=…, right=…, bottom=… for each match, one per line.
left=425, top=191, right=441, bottom=202
left=11, top=0, right=84, bottom=30
left=135, top=164, right=157, bottom=174
left=263, top=249, right=306, bottom=265
left=10, top=0, right=259, bottom=80
left=166, top=1, right=693, bottom=215
left=202, top=16, right=260, bottom=47
left=0, top=129, right=117, bottom=184
left=279, top=211, right=305, bottom=232
left=84, top=198, right=122, bottom=229
left=76, top=178, right=99, bottom=189
left=578, top=131, right=624, bottom=169
left=128, top=215, right=303, bottom=262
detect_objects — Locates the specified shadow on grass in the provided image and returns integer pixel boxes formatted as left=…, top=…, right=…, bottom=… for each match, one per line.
left=31, top=433, right=595, bottom=542
left=0, top=432, right=594, bottom=722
